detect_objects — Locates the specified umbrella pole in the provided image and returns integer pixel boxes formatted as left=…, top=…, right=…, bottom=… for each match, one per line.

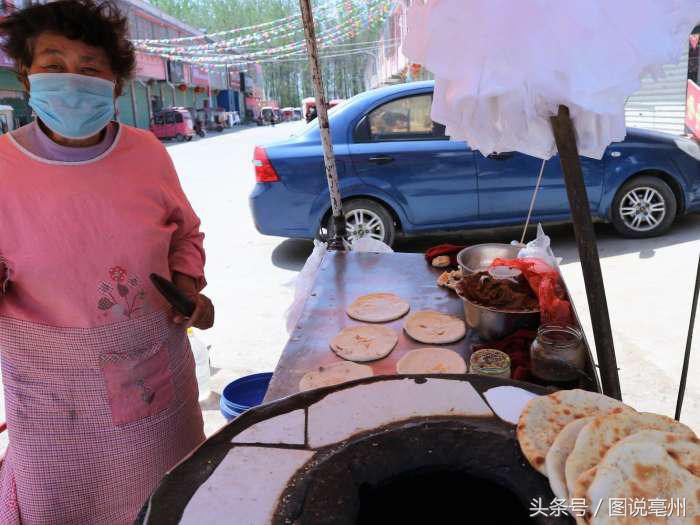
left=299, top=0, right=347, bottom=251
left=550, top=105, right=622, bottom=400
left=675, top=252, right=700, bottom=420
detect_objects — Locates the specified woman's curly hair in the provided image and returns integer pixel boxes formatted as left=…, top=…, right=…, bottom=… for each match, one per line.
left=0, top=0, right=136, bottom=84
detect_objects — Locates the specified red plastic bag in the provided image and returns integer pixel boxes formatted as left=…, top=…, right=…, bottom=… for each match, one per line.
left=491, top=257, right=573, bottom=326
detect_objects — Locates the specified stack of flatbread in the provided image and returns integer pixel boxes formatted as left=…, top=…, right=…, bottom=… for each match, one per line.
left=518, top=389, right=699, bottom=524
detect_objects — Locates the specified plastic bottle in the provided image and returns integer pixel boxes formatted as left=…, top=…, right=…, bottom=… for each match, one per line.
left=187, top=328, right=211, bottom=402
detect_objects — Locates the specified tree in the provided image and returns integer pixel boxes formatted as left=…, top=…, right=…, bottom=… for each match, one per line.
left=149, top=0, right=384, bottom=106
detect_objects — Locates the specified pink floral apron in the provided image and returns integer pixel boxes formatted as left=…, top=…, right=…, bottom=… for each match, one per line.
left=0, top=126, right=207, bottom=524
left=0, top=312, right=204, bottom=525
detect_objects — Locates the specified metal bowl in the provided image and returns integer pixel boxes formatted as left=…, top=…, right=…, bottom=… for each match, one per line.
left=456, top=243, right=521, bottom=275
left=456, top=243, right=540, bottom=341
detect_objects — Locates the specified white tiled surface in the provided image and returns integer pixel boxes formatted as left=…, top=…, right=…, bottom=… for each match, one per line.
left=180, top=446, right=314, bottom=525
left=231, top=409, right=305, bottom=445
left=307, top=378, right=493, bottom=449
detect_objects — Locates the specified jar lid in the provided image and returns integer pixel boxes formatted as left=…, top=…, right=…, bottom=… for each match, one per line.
left=470, top=349, right=511, bottom=370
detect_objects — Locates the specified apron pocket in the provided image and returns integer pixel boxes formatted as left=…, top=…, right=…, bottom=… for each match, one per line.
left=99, top=341, right=175, bottom=426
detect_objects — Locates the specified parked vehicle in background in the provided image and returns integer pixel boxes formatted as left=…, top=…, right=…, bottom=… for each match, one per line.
left=150, top=107, right=194, bottom=142
left=328, top=98, right=345, bottom=110
left=293, top=108, right=303, bottom=121
left=281, top=107, right=294, bottom=121
left=0, top=105, right=14, bottom=135
left=250, top=81, right=700, bottom=246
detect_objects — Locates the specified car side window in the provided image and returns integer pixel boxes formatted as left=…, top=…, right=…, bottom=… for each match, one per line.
left=164, top=113, right=176, bottom=124
left=367, top=94, right=443, bottom=141
left=154, top=115, right=164, bottom=125
left=174, top=112, right=184, bottom=123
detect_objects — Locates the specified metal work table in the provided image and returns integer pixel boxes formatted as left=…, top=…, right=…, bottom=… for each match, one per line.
left=265, top=251, right=599, bottom=402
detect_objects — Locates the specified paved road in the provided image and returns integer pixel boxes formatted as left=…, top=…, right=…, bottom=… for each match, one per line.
left=167, top=122, right=700, bottom=435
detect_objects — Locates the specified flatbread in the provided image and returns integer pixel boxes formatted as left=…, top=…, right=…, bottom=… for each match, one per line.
left=571, top=467, right=597, bottom=525
left=330, top=325, right=398, bottom=362
left=565, top=411, right=695, bottom=499
left=404, top=310, right=466, bottom=344
left=517, top=389, right=633, bottom=475
left=299, top=361, right=374, bottom=392
left=546, top=417, right=595, bottom=500
left=584, top=430, right=700, bottom=525
left=346, top=293, right=410, bottom=323
left=395, top=347, right=467, bottom=374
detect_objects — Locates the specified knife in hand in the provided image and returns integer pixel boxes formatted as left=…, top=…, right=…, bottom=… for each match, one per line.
left=149, top=273, right=196, bottom=318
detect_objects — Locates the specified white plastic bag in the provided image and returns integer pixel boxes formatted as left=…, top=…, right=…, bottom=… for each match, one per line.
left=285, top=240, right=327, bottom=334
left=517, top=224, right=559, bottom=267
left=350, top=237, right=394, bottom=253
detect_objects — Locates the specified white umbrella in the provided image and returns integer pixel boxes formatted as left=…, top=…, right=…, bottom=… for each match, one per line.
left=404, top=0, right=699, bottom=399
left=404, top=0, right=698, bottom=160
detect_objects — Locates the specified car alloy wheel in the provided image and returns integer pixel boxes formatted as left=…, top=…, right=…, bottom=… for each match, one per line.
left=618, top=186, right=667, bottom=233
left=345, top=209, right=386, bottom=243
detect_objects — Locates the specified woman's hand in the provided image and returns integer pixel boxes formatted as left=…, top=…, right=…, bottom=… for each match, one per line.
left=171, top=273, right=214, bottom=330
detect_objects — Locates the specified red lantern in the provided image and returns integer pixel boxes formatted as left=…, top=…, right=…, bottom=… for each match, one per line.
left=178, top=83, right=187, bottom=92
left=411, top=63, right=422, bottom=77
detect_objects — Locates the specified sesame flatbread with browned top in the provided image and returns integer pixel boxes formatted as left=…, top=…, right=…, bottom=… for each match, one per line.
left=404, top=310, right=466, bottom=344
left=584, top=430, right=700, bottom=525
left=545, top=416, right=595, bottom=500
left=564, top=411, right=695, bottom=500
left=330, top=325, right=398, bottom=362
left=299, top=361, right=374, bottom=392
left=346, top=293, right=410, bottom=323
left=517, top=390, right=633, bottom=475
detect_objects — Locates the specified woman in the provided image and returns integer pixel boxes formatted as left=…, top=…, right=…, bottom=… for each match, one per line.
left=0, top=1, right=214, bottom=523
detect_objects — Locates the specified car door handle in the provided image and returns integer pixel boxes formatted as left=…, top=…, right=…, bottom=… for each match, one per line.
left=368, top=155, right=395, bottom=165
left=487, top=152, right=514, bottom=160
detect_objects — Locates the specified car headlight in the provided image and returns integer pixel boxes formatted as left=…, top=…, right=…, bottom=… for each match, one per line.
left=674, top=136, right=700, bottom=161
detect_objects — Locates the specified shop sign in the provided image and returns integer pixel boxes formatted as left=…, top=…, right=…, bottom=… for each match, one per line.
left=0, top=37, right=14, bottom=68
left=168, top=60, right=185, bottom=84
left=685, top=80, right=700, bottom=139
left=135, top=52, right=166, bottom=80
left=190, top=66, right=210, bottom=87
left=210, top=69, right=227, bottom=90
left=228, top=68, right=240, bottom=90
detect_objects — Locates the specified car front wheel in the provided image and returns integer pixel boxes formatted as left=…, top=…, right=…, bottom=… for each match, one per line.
left=612, top=176, right=677, bottom=238
left=324, top=199, right=396, bottom=247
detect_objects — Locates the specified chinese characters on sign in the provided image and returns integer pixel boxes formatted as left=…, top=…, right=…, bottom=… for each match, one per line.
left=530, top=497, right=686, bottom=519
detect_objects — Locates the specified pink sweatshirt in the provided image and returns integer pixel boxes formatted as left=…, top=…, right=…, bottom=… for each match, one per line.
left=0, top=124, right=206, bottom=328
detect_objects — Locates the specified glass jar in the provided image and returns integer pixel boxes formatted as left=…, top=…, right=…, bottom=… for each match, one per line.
left=530, top=325, right=585, bottom=383
left=469, top=349, right=511, bottom=379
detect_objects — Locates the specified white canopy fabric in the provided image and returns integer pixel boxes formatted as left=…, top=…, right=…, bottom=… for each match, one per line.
left=404, top=0, right=699, bottom=159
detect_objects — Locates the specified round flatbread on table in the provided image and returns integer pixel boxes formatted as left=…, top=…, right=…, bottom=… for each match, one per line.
left=404, top=310, right=466, bottom=344
left=517, top=389, right=633, bottom=475
left=396, top=347, right=467, bottom=374
left=346, top=293, right=410, bottom=323
left=299, top=361, right=374, bottom=392
left=330, top=325, right=399, bottom=362
left=564, top=411, right=695, bottom=499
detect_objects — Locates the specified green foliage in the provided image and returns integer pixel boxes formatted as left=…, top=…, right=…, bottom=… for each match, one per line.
left=149, top=0, right=383, bottom=106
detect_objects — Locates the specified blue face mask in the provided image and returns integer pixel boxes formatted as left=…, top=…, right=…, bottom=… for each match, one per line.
left=28, top=73, right=116, bottom=139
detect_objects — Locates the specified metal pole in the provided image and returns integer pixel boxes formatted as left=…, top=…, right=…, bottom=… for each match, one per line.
left=299, top=0, right=346, bottom=250
left=550, top=105, right=622, bottom=400
left=675, top=253, right=700, bottom=420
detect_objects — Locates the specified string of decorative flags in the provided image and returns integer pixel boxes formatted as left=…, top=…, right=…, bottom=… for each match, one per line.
left=144, top=5, right=387, bottom=62
left=134, top=0, right=387, bottom=50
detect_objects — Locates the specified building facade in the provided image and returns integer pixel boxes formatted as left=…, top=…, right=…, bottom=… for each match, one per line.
left=0, top=0, right=257, bottom=130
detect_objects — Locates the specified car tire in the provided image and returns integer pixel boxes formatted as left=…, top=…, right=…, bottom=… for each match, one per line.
left=611, top=175, right=677, bottom=238
left=186, top=136, right=193, bottom=142
left=175, top=133, right=185, bottom=142
left=325, top=199, right=396, bottom=247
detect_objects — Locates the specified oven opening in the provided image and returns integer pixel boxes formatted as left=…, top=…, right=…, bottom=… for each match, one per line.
left=356, top=466, right=532, bottom=525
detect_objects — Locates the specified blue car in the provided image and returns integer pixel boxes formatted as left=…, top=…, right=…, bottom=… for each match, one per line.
left=250, top=81, right=700, bottom=246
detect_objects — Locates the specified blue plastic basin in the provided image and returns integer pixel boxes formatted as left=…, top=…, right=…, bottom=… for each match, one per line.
left=220, top=372, right=273, bottom=421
